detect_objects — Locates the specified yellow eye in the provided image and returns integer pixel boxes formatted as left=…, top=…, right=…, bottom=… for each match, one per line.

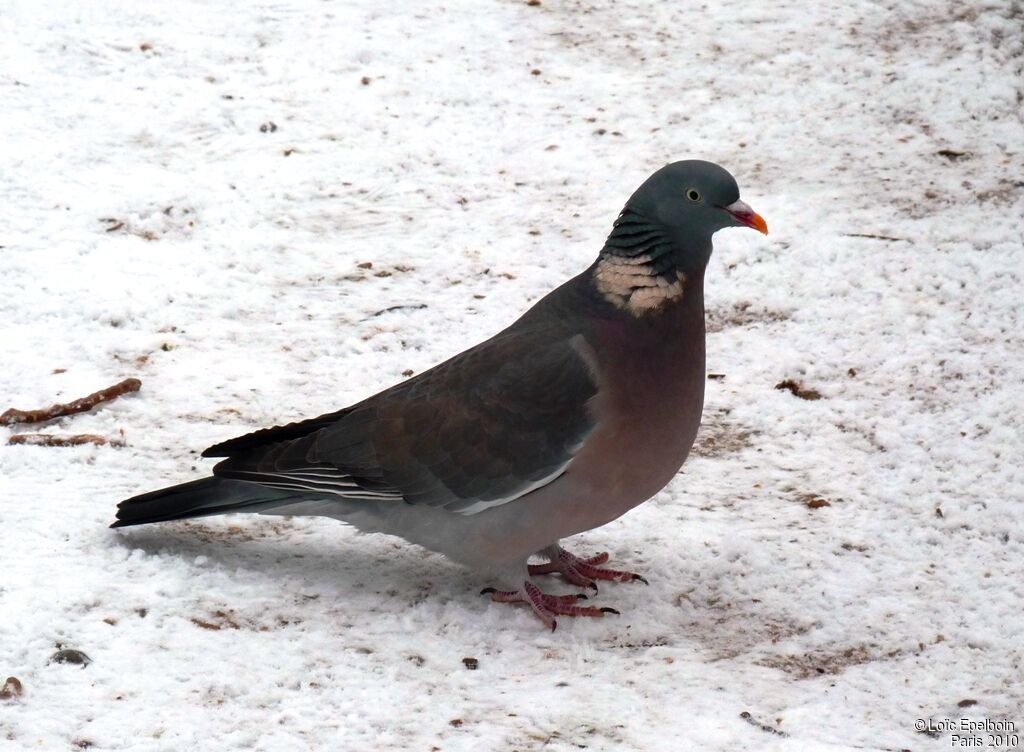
left=686, top=188, right=701, bottom=202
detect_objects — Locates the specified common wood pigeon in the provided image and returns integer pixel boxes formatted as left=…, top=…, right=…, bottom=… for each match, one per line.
left=114, top=160, right=768, bottom=630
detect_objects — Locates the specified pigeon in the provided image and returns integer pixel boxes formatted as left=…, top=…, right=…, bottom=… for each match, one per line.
left=114, top=160, right=768, bottom=629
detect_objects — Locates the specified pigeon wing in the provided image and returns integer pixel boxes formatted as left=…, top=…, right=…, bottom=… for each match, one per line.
left=209, top=324, right=599, bottom=515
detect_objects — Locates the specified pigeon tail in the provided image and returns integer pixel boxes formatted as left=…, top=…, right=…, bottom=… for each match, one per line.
left=111, top=477, right=302, bottom=528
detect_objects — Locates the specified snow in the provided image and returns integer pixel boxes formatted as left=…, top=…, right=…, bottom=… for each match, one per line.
left=1, top=0, right=1022, bottom=749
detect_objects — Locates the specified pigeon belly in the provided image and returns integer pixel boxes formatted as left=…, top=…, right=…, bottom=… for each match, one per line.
left=554, top=301, right=708, bottom=536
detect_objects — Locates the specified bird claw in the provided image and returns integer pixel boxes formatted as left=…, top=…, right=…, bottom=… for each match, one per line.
left=528, top=548, right=649, bottom=588
left=480, top=548, right=642, bottom=627
left=481, top=581, right=618, bottom=628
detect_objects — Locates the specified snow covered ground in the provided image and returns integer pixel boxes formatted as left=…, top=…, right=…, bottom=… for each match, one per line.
left=1, top=0, right=1022, bottom=749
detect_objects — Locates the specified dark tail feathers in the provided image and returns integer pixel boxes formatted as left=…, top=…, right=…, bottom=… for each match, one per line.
left=112, top=477, right=301, bottom=528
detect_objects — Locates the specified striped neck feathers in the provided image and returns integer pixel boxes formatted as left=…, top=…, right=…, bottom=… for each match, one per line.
left=593, top=209, right=686, bottom=315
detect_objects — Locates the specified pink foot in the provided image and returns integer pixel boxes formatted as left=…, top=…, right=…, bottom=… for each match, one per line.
left=481, top=581, right=619, bottom=631
left=528, top=548, right=649, bottom=589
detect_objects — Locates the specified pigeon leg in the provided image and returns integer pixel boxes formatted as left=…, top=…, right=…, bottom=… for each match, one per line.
left=529, top=547, right=649, bottom=588
left=481, top=581, right=618, bottom=631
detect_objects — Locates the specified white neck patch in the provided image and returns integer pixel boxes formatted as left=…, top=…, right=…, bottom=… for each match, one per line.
left=594, top=254, right=686, bottom=314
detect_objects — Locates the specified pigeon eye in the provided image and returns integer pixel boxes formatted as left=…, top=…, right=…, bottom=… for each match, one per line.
left=685, top=189, right=701, bottom=202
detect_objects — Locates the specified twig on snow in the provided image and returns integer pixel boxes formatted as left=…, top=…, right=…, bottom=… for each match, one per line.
left=365, top=303, right=428, bottom=320
left=8, top=433, right=124, bottom=447
left=840, top=232, right=911, bottom=243
left=1, top=378, right=141, bottom=425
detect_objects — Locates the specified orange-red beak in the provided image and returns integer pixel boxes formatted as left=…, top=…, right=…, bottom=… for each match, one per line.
left=723, top=199, right=768, bottom=235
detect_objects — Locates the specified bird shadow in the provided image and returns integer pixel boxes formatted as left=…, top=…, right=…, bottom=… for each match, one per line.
left=110, top=517, right=477, bottom=603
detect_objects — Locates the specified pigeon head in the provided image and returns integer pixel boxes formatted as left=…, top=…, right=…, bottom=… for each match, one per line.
left=594, top=160, right=767, bottom=314
left=628, top=160, right=768, bottom=240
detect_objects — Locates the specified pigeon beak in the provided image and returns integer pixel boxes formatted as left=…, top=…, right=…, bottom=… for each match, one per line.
left=723, top=199, right=768, bottom=235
